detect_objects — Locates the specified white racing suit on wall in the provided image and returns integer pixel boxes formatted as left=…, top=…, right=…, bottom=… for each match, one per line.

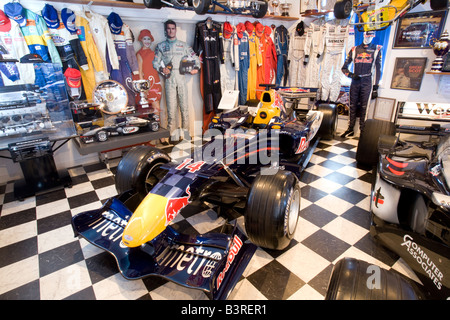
left=153, top=38, right=200, bottom=134
left=304, top=19, right=324, bottom=88
left=288, top=23, right=308, bottom=87
left=320, top=20, right=353, bottom=102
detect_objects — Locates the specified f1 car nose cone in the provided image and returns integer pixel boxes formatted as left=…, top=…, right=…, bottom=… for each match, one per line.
left=122, top=193, right=168, bottom=247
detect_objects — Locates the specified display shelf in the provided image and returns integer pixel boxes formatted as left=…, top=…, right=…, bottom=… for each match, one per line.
left=51, top=0, right=299, bottom=20
left=301, top=10, right=333, bottom=17
left=426, top=71, right=450, bottom=75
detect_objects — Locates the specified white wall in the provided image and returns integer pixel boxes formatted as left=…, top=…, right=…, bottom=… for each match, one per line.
left=0, top=0, right=299, bottom=182
left=377, top=2, right=450, bottom=106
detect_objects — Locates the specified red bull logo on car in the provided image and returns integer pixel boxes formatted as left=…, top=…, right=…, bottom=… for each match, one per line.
left=165, top=186, right=191, bottom=225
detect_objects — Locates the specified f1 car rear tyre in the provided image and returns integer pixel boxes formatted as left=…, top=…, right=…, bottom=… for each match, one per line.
left=193, top=0, right=211, bottom=14
left=334, top=0, right=352, bottom=19
left=245, top=170, right=300, bottom=250
left=115, top=145, right=170, bottom=197
left=430, top=0, right=448, bottom=10
left=356, top=119, right=396, bottom=167
left=252, top=1, right=269, bottom=18
left=325, top=258, right=424, bottom=300
left=318, top=103, right=338, bottom=140
left=144, top=0, right=163, bottom=9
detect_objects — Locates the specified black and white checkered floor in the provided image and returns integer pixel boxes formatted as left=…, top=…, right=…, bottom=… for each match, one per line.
left=0, top=135, right=421, bottom=300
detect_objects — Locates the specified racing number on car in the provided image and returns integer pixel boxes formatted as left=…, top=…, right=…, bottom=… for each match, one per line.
left=175, top=158, right=206, bottom=173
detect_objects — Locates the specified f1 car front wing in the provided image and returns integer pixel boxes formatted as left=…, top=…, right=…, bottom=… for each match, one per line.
left=71, top=195, right=257, bottom=300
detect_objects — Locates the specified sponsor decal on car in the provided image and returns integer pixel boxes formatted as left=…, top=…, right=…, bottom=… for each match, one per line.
left=401, top=234, right=444, bottom=290
left=216, top=235, right=243, bottom=289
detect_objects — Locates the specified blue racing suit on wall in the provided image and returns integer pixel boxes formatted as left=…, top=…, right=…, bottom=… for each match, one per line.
left=236, top=23, right=249, bottom=105
left=275, top=25, right=289, bottom=87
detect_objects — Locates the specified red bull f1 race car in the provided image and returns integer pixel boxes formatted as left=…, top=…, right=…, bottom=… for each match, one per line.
left=71, top=87, right=337, bottom=299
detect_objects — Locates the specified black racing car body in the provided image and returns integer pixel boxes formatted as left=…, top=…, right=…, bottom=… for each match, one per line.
left=144, top=0, right=268, bottom=18
left=327, top=123, right=450, bottom=300
left=72, top=88, right=337, bottom=299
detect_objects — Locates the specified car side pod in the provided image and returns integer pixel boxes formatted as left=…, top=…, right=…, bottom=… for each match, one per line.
left=71, top=192, right=257, bottom=300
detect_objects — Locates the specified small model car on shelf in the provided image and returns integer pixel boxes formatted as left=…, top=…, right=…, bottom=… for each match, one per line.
left=334, top=0, right=449, bottom=31
left=79, top=114, right=160, bottom=144
left=144, top=0, right=268, bottom=18
left=72, top=85, right=338, bottom=299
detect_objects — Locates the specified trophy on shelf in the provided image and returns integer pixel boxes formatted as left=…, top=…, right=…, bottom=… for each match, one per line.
left=431, top=30, right=450, bottom=72
left=305, top=0, right=319, bottom=14
left=132, top=79, right=151, bottom=109
left=270, top=0, right=280, bottom=16
left=280, top=1, right=292, bottom=16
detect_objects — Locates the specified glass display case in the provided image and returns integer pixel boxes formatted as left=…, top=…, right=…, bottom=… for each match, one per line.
left=0, top=63, right=77, bottom=200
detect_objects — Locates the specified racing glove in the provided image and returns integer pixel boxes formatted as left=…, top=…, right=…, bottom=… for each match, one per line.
left=303, top=55, right=309, bottom=66
left=371, top=85, right=379, bottom=99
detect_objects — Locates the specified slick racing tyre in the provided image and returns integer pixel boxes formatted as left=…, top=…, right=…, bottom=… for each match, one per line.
left=318, top=103, right=338, bottom=140
left=144, top=0, right=163, bottom=9
left=115, top=145, right=170, bottom=197
left=193, top=0, right=211, bottom=14
left=245, top=170, right=300, bottom=250
left=334, top=0, right=352, bottom=19
left=356, top=119, right=396, bottom=167
left=325, top=258, right=424, bottom=300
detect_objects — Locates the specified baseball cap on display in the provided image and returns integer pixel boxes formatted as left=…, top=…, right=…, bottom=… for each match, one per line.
left=61, top=8, right=76, bottom=33
left=41, top=4, right=60, bottom=29
left=255, top=22, right=264, bottom=37
left=20, top=53, right=44, bottom=63
left=3, top=2, right=26, bottom=27
left=236, top=23, right=245, bottom=38
left=107, top=12, right=123, bottom=35
left=0, top=10, right=11, bottom=32
left=264, top=25, right=272, bottom=37
left=223, top=21, right=233, bottom=39
left=244, top=21, right=254, bottom=33
left=64, top=68, right=82, bottom=88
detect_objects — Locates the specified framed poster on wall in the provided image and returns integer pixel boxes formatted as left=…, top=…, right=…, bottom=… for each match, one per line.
left=391, top=57, right=427, bottom=91
left=393, top=10, right=448, bottom=49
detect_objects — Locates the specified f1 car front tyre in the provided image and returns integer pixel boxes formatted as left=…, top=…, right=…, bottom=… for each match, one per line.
left=193, top=0, right=211, bottom=14
left=115, top=145, right=170, bottom=197
left=356, top=119, right=396, bottom=167
left=245, top=170, right=300, bottom=250
left=326, top=258, right=424, bottom=300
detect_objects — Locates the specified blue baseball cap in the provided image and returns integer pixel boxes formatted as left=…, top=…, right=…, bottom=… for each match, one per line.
left=107, top=12, right=123, bottom=35
left=61, top=8, right=76, bottom=33
left=41, top=4, right=60, bottom=29
left=3, top=2, right=26, bottom=27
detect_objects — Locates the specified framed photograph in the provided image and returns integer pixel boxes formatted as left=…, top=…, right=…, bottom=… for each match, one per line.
left=391, top=57, right=427, bottom=91
left=373, top=97, right=396, bottom=122
left=393, top=10, right=448, bottom=49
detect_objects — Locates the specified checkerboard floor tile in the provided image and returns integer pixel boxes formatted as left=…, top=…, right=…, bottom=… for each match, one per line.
left=0, top=136, right=418, bottom=300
